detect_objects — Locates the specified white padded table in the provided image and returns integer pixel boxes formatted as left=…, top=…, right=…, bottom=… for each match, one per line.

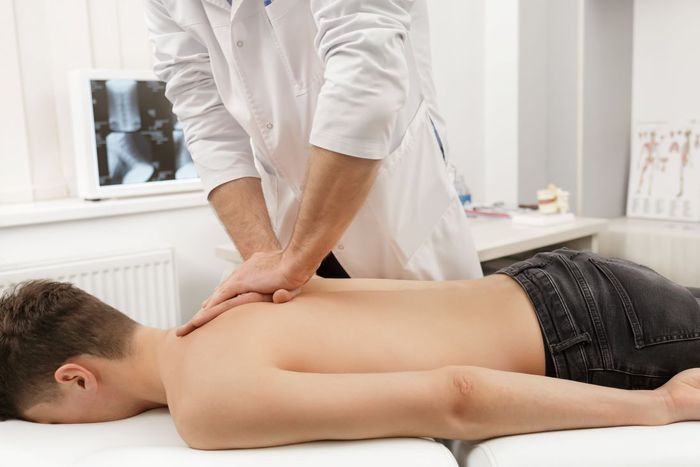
left=457, top=422, right=700, bottom=467
left=0, top=408, right=457, bottom=467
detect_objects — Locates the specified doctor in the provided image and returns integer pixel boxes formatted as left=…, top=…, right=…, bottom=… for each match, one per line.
left=145, top=0, right=482, bottom=334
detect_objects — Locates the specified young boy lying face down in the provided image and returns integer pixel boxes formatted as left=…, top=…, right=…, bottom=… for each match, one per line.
left=2, top=249, right=700, bottom=450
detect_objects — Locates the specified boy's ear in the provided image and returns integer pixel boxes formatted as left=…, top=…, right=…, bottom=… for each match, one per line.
left=54, top=363, right=98, bottom=392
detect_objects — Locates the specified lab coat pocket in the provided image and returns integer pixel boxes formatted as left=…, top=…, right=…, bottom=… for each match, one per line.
left=368, top=103, right=455, bottom=266
left=265, top=0, right=324, bottom=95
left=165, top=0, right=227, bottom=28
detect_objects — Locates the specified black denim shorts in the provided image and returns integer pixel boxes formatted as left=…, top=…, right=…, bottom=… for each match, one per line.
left=498, top=248, right=700, bottom=390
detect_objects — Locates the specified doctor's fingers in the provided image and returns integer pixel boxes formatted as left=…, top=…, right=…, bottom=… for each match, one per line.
left=201, top=270, right=239, bottom=308
left=176, top=292, right=271, bottom=337
left=203, top=279, right=249, bottom=310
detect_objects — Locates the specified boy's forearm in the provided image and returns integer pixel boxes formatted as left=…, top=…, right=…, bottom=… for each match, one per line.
left=447, top=366, right=671, bottom=440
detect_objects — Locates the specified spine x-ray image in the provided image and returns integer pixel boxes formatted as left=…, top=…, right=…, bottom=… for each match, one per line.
left=91, top=79, right=197, bottom=186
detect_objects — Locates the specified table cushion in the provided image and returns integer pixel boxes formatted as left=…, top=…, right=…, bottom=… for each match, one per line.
left=75, top=439, right=457, bottom=467
left=0, top=408, right=456, bottom=467
left=459, top=422, right=700, bottom=467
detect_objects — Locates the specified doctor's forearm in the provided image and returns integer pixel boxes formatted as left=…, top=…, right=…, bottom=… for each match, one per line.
left=209, top=178, right=281, bottom=260
left=282, top=146, right=380, bottom=280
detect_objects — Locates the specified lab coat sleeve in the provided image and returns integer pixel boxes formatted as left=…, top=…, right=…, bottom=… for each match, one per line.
left=309, top=0, right=413, bottom=160
left=144, top=0, right=259, bottom=198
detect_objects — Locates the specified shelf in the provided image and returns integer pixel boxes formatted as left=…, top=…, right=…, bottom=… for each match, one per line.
left=0, top=192, right=209, bottom=228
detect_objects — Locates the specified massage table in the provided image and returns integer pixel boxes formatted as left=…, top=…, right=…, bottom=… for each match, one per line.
left=0, top=408, right=457, bottom=467
left=3, top=408, right=700, bottom=467
left=455, top=422, right=700, bottom=466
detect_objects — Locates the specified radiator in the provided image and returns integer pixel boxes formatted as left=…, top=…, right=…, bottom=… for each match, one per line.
left=0, top=247, right=180, bottom=328
left=599, top=218, right=700, bottom=287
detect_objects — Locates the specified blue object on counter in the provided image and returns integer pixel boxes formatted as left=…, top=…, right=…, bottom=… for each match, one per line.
left=459, top=193, right=472, bottom=206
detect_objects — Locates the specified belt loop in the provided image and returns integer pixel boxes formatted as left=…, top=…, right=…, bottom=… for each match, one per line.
left=550, top=332, right=591, bottom=354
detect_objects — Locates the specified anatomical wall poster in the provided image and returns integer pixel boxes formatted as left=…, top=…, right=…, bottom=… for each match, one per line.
left=627, top=120, right=700, bottom=221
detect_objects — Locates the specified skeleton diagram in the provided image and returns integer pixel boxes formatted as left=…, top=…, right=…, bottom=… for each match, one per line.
left=637, top=131, right=659, bottom=195
left=677, top=129, right=693, bottom=198
left=662, top=130, right=682, bottom=172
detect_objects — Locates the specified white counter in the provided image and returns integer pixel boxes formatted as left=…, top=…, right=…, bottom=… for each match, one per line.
left=471, top=216, right=608, bottom=262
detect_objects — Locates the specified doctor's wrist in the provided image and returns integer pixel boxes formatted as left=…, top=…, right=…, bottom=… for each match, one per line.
left=280, top=248, right=317, bottom=288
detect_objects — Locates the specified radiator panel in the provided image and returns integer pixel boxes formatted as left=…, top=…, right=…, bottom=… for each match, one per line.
left=0, top=248, right=180, bottom=328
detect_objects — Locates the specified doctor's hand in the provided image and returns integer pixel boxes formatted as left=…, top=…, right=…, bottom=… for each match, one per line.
left=175, top=250, right=310, bottom=337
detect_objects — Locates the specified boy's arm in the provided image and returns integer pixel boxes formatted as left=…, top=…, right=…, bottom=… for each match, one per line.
left=181, top=366, right=676, bottom=450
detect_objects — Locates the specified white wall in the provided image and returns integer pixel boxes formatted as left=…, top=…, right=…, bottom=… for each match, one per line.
left=483, top=0, right=520, bottom=206
left=632, top=0, right=700, bottom=121
left=430, top=0, right=582, bottom=208
left=0, top=206, right=231, bottom=321
left=0, top=0, right=153, bottom=203
left=517, top=0, right=580, bottom=208
left=514, top=0, right=635, bottom=217
left=544, top=0, right=579, bottom=210
left=428, top=0, right=486, bottom=203
left=429, top=0, right=521, bottom=206
left=517, top=0, right=700, bottom=219
left=518, top=0, right=549, bottom=205
left=580, top=0, right=634, bottom=218
left=0, top=0, right=34, bottom=203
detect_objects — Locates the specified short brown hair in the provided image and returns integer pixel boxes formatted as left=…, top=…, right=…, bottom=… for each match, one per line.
left=0, top=280, right=137, bottom=420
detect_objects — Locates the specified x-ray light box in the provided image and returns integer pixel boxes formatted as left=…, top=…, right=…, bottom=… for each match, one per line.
left=71, top=69, right=202, bottom=200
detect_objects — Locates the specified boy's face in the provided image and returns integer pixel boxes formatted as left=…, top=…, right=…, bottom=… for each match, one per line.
left=23, top=394, right=146, bottom=424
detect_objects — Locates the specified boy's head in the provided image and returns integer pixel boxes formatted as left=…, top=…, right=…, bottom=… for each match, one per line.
left=0, top=280, right=139, bottom=423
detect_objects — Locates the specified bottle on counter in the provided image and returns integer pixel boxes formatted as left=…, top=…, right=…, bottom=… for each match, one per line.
left=454, top=174, right=472, bottom=208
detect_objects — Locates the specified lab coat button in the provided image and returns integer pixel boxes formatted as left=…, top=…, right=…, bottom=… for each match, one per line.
left=236, top=40, right=244, bottom=48
left=266, top=122, right=274, bottom=130
left=337, top=244, right=345, bottom=250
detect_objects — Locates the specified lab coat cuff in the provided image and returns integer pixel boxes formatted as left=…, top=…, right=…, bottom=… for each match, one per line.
left=309, top=130, right=387, bottom=160
left=196, top=164, right=261, bottom=199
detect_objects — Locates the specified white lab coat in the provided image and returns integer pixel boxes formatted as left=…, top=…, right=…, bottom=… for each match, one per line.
left=145, top=0, right=482, bottom=280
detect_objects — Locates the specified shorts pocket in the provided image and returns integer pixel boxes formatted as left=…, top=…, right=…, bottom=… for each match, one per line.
left=589, top=258, right=700, bottom=349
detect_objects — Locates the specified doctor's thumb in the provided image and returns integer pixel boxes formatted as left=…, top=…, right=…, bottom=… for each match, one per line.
left=272, top=288, right=300, bottom=304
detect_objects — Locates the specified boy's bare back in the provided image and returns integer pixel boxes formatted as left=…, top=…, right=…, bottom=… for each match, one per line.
left=159, top=276, right=544, bottom=447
